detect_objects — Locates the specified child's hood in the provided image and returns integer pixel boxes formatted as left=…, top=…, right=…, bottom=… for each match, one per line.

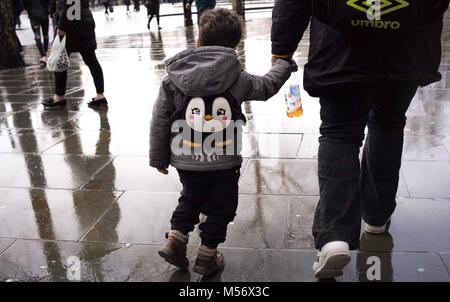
left=165, top=46, right=242, bottom=96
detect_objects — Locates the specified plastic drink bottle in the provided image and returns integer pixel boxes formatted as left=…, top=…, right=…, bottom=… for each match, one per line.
left=284, top=74, right=303, bottom=118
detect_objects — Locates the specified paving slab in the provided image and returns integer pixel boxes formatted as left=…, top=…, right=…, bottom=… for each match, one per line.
left=239, top=159, right=320, bottom=195
left=0, top=153, right=112, bottom=189
left=0, top=188, right=121, bottom=241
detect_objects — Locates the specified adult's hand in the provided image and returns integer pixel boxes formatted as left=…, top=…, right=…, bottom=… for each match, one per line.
left=272, top=56, right=298, bottom=72
left=57, top=29, right=66, bottom=36
left=185, top=3, right=191, bottom=9
left=157, top=167, right=169, bottom=175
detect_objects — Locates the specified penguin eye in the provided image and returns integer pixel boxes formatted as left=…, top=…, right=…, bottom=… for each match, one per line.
left=216, top=108, right=226, bottom=116
left=191, top=108, right=201, bottom=115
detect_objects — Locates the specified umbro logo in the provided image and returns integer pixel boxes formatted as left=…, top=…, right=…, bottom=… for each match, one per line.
left=347, top=0, right=409, bottom=18
left=347, top=0, right=410, bottom=29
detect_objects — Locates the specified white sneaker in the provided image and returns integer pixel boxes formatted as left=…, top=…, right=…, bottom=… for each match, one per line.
left=313, top=241, right=351, bottom=279
left=364, top=218, right=391, bottom=234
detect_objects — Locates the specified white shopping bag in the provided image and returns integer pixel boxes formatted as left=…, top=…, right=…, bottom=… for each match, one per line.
left=47, top=36, right=70, bottom=72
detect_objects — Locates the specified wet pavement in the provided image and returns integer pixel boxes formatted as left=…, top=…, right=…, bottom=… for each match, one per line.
left=1, top=6, right=450, bottom=282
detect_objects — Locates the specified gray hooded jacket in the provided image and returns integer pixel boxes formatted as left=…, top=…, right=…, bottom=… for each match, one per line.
left=149, top=46, right=291, bottom=171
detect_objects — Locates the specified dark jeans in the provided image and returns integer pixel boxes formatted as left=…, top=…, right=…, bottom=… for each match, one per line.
left=31, top=17, right=49, bottom=57
left=171, top=166, right=241, bottom=248
left=54, top=49, right=104, bottom=96
left=312, top=81, right=418, bottom=250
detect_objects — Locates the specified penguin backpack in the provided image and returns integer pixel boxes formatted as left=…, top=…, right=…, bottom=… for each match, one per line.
left=312, top=0, right=449, bottom=35
left=171, top=91, right=246, bottom=162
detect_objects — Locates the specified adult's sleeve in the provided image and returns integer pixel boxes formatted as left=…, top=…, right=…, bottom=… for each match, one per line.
left=271, top=0, right=312, bottom=57
left=149, top=79, right=175, bottom=169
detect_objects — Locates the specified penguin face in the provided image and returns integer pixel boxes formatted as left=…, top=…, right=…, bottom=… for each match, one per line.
left=185, top=96, right=232, bottom=133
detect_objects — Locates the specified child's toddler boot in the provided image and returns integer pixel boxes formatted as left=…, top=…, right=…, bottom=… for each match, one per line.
left=193, top=245, right=225, bottom=276
left=158, top=230, right=189, bottom=269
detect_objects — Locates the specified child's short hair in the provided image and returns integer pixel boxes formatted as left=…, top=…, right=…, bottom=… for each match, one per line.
left=199, top=8, right=244, bottom=49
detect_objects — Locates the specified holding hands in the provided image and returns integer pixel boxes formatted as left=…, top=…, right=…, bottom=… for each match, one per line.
left=272, top=56, right=298, bottom=72
left=57, top=29, right=66, bottom=36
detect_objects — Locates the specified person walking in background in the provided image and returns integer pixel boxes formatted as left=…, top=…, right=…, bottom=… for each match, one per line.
left=23, top=0, right=50, bottom=65
left=133, top=0, right=141, bottom=12
left=124, top=0, right=131, bottom=14
left=185, top=0, right=215, bottom=25
left=11, top=0, right=24, bottom=52
left=145, top=0, right=161, bottom=30
left=42, top=0, right=107, bottom=109
left=271, top=0, right=449, bottom=279
left=49, top=0, right=58, bottom=32
left=101, top=0, right=110, bottom=15
left=12, top=0, right=24, bottom=29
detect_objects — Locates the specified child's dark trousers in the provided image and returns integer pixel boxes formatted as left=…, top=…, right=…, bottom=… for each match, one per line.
left=171, top=166, right=241, bottom=248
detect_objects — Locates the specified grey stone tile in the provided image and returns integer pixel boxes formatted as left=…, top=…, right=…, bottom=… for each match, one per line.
left=402, top=161, right=450, bottom=198
left=405, top=116, right=450, bottom=136
left=241, top=134, right=302, bottom=158
left=402, top=135, right=450, bottom=161
left=0, top=102, right=32, bottom=115
left=0, top=86, right=31, bottom=95
left=0, top=94, right=49, bottom=103
left=0, top=129, right=76, bottom=153
left=82, top=191, right=180, bottom=245
left=439, top=253, right=450, bottom=275
left=352, top=251, right=449, bottom=282
left=297, top=133, right=320, bottom=159
left=82, top=156, right=182, bottom=192
left=0, top=238, right=15, bottom=255
left=0, top=188, right=121, bottom=241
left=0, top=239, right=193, bottom=282
left=83, top=192, right=289, bottom=249
left=397, top=170, right=410, bottom=197
left=196, top=249, right=449, bottom=282
left=43, top=129, right=149, bottom=156
left=0, top=109, right=79, bottom=130
left=239, top=159, right=319, bottom=195
left=196, top=248, right=318, bottom=282
left=284, top=196, right=317, bottom=250
left=364, top=197, right=450, bottom=253
left=0, top=239, right=448, bottom=282
left=405, top=100, right=426, bottom=117
left=0, top=153, right=112, bottom=189
left=224, top=194, right=290, bottom=249
left=422, top=99, right=450, bottom=118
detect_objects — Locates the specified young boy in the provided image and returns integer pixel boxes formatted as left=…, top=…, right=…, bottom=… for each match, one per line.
left=150, top=8, right=293, bottom=276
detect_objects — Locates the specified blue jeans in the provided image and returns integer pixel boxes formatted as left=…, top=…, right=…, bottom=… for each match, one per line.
left=312, top=81, right=418, bottom=250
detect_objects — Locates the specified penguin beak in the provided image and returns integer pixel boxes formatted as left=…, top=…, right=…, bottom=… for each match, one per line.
left=204, top=115, right=213, bottom=121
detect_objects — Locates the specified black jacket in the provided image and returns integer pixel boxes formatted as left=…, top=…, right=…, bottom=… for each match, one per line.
left=57, top=0, right=96, bottom=52
left=271, top=0, right=447, bottom=97
left=23, top=0, right=50, bottom=21
left=13, top=0, right=24, bottom=18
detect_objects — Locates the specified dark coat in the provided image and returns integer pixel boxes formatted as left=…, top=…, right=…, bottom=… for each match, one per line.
left=57, top=0, right=96, bottom=53
left=146, top=0, right=159, bottom=15
left=23, top=0, right=50, bottom=21
left=187, top=0, right=215, bottom=15
left=271, top=0, right=448, bottom=97
left=12, top=0, right=24, bottom=18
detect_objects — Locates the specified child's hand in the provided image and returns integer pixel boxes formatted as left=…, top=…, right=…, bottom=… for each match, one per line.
left=272, top=56, right=298, bottom=72
left=157, top=167, right=169, bottom=175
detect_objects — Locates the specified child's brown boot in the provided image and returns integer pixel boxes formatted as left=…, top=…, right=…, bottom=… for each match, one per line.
left=192, top=245, right=225, bottom=276
left=158, top=230, right=189, bottom=269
